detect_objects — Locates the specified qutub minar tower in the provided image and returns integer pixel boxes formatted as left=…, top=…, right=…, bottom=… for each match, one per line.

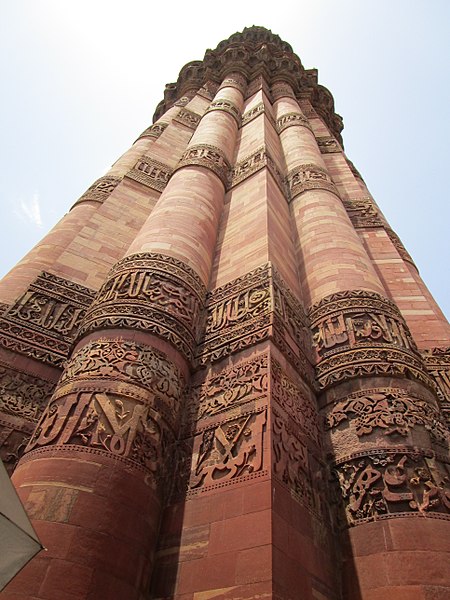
left=1, top=26, right=449, bottom=600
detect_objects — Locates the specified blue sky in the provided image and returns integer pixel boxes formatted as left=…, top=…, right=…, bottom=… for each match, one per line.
left=1, top=1, right=449, bottom=319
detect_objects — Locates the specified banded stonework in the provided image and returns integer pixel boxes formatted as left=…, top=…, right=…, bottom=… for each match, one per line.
left=79, top=253, right=205, bottom=361
left=126, top=156, right=173, bottom=192
left=0, top=272, right=95, bottom=366
left=3, top=26, right=449, bottom=600
left=72, top=175, right=122, bottom=207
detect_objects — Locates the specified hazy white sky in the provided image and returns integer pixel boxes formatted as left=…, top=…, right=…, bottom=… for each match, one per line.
left=1, top=1, right=449, bottom=319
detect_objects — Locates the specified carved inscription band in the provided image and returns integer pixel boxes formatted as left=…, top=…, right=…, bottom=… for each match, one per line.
left=126, top=156, right=173, bottom=193
left=135, top=121, right=168, bottom=142
left=276, top=111, right=312, bottom=134
left=175, top=144, right=231, bottom=187
left=79, top=253, right=206, bottom=361
left=309, top=290, right=432, bottom=390
left=205, top=98, right=241, bottom=127
left=286, top=163, right=340, bottom=201
left=72, top=175, right=122, bottom=208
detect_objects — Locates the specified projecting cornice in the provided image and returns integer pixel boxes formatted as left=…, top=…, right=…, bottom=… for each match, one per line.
left=153, top=26, right=344, bottom=145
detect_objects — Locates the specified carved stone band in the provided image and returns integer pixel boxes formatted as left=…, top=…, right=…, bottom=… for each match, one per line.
left=342, top=197, right=384, bottom=229
left=205, top=98, right=241, bottom=127
left=197, top=262, right=312, bottom=381
left=176, top=144, right=231, bottom=187
left=135, top=121, right=168, bottom=142
left=332, top=447, right=450, bottom=527
left=173, top=108, right=201, bottom=130
left=229, top=146, right=286, bottom=195
left=218, top=73, right=247, bottom=95
left=271, top=84, right=296, bottom=101
left=72, top=175, right=122, bottom=208
left=316, top=136, right=341, bottom=153
left=126, top=156, right=173, bottom=193
left=79, top=253, right=206, bottom=362
left=286, top=163, right=339, bottom=201
left=276, top=112, right=312, bottom=134
left=308, top=290, right=432, bottom=390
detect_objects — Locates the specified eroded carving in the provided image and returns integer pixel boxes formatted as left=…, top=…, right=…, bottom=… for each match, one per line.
left=79, top=254, right=205, bottom=361
left=126, top=156, right=173, bottom=192
left=276, top=112, right=312, bottom=134
left=0, top=364, right=55, bottom=422
left=189, top=409, right=266, bottom=490
left=176, top=144, right=231, bottom=187
left=286, top=163, right=339, bottom=201
left=205, top=98, right=241, bottom=127
left=333, top=449, right=450, bottom=525
left=317, top=136, right=341, bottom=153
left=72, top=175, right=122, bottom=207
left=327, top=388, right=449, bottom=444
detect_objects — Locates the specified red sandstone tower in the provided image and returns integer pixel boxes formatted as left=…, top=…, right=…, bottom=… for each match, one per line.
left=1, top=26, right=449, bottom=600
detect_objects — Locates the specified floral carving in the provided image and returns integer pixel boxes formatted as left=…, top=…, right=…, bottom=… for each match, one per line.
left=326, top=388, right=449, bottom=443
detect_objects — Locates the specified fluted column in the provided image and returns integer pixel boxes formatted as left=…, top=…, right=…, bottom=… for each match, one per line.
left=274, top=81, right=450, bottom=599
left=7, top=73, right=245, bottom=600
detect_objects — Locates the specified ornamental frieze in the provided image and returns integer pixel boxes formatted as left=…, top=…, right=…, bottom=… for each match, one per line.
left=197, top=264, right=311, bottom=376
left=286, top=163, right=339, bottom=201
left=205, top=98, right=241, bottom=127
left=385, top=228, right=415, bottom=266
left=316, top=136, right=341, bottom=153
left=245, top=75, right=271, bottom=100
left=229, top=146, right=286, bottom=195
left=126, top=156, right=173, bottom=192
left=0, top=364, right=55, bottom=423
left=341, top=197, right=384, bottom=229
left=271, top=360, right=320, bottom=446
left=332, top=448, right=450, bottom=526
left=173, top=108, right=201, bottom=130
left=135, top=121, right=168, bottom=141
left=326, top=387, right=449, bottom=444
left=309, top=290, right=417, bottom=359
left=218, top=73, right=247, bottom=95
left=0, top=272, right=95, bottom=367
left=308, top=290, right=434, bottom=390
left=184, top=353, right=268, bottom=428
left=241, top=102, right=265, bottom=127
left=188, top=408, right=267, bottom=492
left=25, top=389, right=174, bottom=483
left=276, top=112, right=312, bottom=134
left=72, top=175, right=122, bottom=208
left=422, top=347, right=450, bottom=426
left=79, top=253, right=205, bottom=362
left=176, top=144, right=231, bottom=187
left=57, top=339, right=183, bottom=427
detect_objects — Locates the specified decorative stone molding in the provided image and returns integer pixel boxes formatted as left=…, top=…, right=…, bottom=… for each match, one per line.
left=332, top=448, right=450, bottom=526
left=79, top=253, right=206, bottom=362
left=0, top=363, right=55, bottom=423
left=218, top=72, right=247, bottom=95
left=184, top=352, right=268, bottom=429
left=72, top=175, right=122, bottom=208
left=188, top=408, right=267, bottom=493
left=153, top=27, right=343, bottom=145
left=135, top=121, right=168, bottom=142
left=272, top=360, right=320, bottom=446
left=276, top=111, right=312, bottom=134
left=241, top=102, right=264, bottom=127
left=286, top=163, right=339, bottom=201
left=204, top=98, right=241, bottom=127
left=342, top=197, right=384, bottom=229
left=316, top=136, right=341, bottom=153
left=422, top=347, right=450, bottom=426
left=196, top=81, right=218, bottom=101
left=326, top=387, right=449, bottom=444
left=126, top=156, right=173, bottom=193
left=229, top=146, right=286, bottom=195
left=309, top=290, right=432, bottom=390
left=0, top=272, right=95, bottom=367
left=271, top=84, right=296, bottom=101
left=24, top=339, right=183, bottom=485
left=176, top=144, right=231, bottom=187
left=197, top=263, right=312, bottom=381
left=173, top=108, right=201, bottom=130
left=245, top=75, right=271, bottom=100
